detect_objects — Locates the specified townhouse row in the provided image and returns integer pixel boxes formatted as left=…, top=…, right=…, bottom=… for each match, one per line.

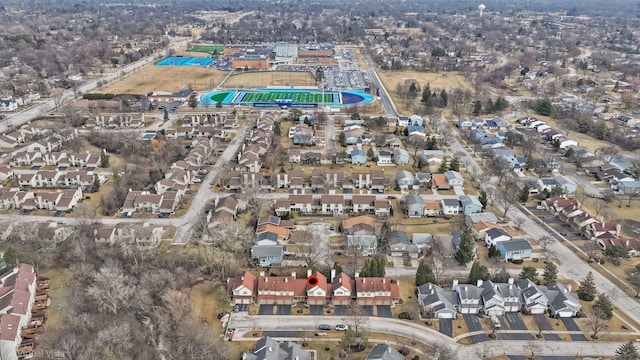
left=16, top=170, right=103, bottom=191
left=418, top=278, right=581, bottom=319
left=273, top=194, right=391, bottom=217
left=542, top=197, right=640, bottom=256
left=10, top=151, right=101, bottom=168
left=228, top=270, right=400, bottom=306
left=84, top=113, right=146, bottom=129
left=0, top=188, right=82, bottom=212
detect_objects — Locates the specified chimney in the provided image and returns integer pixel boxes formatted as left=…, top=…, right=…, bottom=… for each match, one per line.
left=307, top=269, right=312, bottom=278
left=508, top=277, right=514, bottom=285
left=453, top=279, right=459, bottom=288
left=509, top=284, right=512, bottom=290
left=567, top=284, right=572, bottom=292
left=268, top=346, right=273, bottom=352
left=477, top=279, right=483, bottom=287
left=291, top=272, right=296, bottom=279
left=362, top=278, right=366, bottom=283
left=284, top=278, right=288, bottom=283
left=260, top=271, right=265, bottom=277
left=616, top=224, right=622, bottom=237
left=355, top=272, right=360, bottom=278
left=264, top=277, right=268, bottom=282
left=382, top=278, right=385, bottom=283
left=331, top=268, right=336, bottom=280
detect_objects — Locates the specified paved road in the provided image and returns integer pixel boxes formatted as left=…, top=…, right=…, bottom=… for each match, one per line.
left=229, top=314, right=628, bottom=359
left=443, top=112, right=640, bottom=331
left=324, top=114, right=336, bottom=154
left=359, top=43, right=398, bottom=119
left=171, top=116, right=256, bottom=244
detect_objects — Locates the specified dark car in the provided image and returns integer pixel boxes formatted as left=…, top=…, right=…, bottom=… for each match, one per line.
left=318, top=324, right=332, bottom=331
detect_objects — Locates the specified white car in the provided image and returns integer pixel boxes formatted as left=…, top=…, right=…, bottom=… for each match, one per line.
left=335, top=324, right=348, bottom=331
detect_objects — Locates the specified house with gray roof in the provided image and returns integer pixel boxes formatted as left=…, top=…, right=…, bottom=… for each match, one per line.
left=459, top=195, right=483, bottom=214
left=496, top=239, right=532, bottom=261
left=452, top=231, right=476, bottom=254
left=243, top=336, right=310, bottom=360
left=485, top=228, right=511, bottom=247
left=417, top=283, right=458, bottom=319
left=395, top=170, right=415, bottom=190
left=518, top=279, right=548, bottom=315
left=388, top=230, right=418, bottom=258
left=441, top=198, right=461, bottom=215
left=365, top=343, right=404, bottom=360
left=251, top=244, right=284, bottom=267
left=347, top=234, right=377, bottom=257
left=453, top=279, right=482, bottom=314
left=444, top=171, right=464, bottom=189
left=405, top=194, right=424, bottom=217
left=546, top=282, right=581, bottom=317
left=465, top=213, right=498, bottom=229
left=480, top=279, right=521, bottom=316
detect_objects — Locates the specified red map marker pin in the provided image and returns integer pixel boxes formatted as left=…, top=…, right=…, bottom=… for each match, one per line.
left=307, top=275, right=319, bottom=287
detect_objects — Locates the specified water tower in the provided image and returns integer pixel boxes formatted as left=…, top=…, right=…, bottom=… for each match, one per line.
left=478, top=3, right=486, bottom=17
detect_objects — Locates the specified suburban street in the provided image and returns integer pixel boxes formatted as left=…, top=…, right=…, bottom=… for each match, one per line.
left=228, top=313, right=629, bottom=360
left=443, top=112, right=640, bottom=331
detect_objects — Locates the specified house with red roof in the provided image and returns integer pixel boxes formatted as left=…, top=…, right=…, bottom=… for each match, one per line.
left=227, top=271, right=256, bottom=305
left=332, top=271, right=354, bottom=306
left=306, top=270, right=329, bottom=305
left=354, top=273, right=400, bottom=306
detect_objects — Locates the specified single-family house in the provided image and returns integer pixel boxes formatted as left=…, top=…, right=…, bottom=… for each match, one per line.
left=405, top=194, right=424, bottom=217
left=617, top=181, right=640, bottom=195
left=227, top=271, right=257, bottom=304
left=351, top=149, right=366, bottom=165
left=444, top=171, right=464, bottom=189
left=388, top=230, right=418, bottom=258
left=465, top=213, right=498, bottom=229
left=431, top=174, right=449, bottom=190
left=496, top=239, right=532, bottom=261
left=485, top=228, right=512, bottom=247
left=553, top=175, right=577, bottom=194
left=243, top=336, right=310, bottom=360
left=480, top=279, right=521, bottom=316
left=397, top=116, right=410, bottom=127
left=395, top=170, right=415, bottom=190
left=377, top=150, right=393, bottom=165
left=393, top=148, right=409, bottom=165
left=441, top=199, right=460, bottom=216
left=452, top=231, right=477, bottom=254
left=459, top=195, right=483, bottom=214
left=347, top=234, right=377, bottom=256
left=417, top=283, right=458, bottom=319
left=251, top=245, right=285, bottom=267
left=365, top=344, right=404, bottom=360
left=424, top=200, right=442, bottom=217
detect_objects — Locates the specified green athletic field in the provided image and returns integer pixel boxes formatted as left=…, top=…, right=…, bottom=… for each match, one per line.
left=189, top=45, right=224, bottom=53
left=240, top=91, right=333, bottom=104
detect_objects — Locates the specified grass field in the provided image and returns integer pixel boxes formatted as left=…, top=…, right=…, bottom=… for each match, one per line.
left=377, top=71, right=475, bottom=115
left=222, top=71, right=316, bottom=88
left=189, top=45, right=224, bottom=53
left=239, top=91, right=333, bottom=104
left=92, top=63, right=227, bottom=94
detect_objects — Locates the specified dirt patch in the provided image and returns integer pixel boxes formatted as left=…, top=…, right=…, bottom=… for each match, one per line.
left=93, top=63, right=227, bottom=94
left=222, top=71, right=316, bottom=88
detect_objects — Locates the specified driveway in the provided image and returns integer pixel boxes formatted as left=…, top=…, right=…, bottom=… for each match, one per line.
left=561, top=317, right=589, bottom=341
left=361, top=305, right=374, bottom=316
left=376, top=305, right=392, bottom=318
left=533, top=314, right=552, bottom=331
left=276, top=304, right=291, bottom=315
left=309, top=305, right=324, bottom=315
left=439, top=318, right=453, bottom=337
left=498, top=333, right=534, bottom=340
left=462, top=314, right=483, bottom=332
left=504, top=312, right=527, bottom=330
left=334, top=305, right=348, bottom=316
left=258, top=305, right=274, bottom=315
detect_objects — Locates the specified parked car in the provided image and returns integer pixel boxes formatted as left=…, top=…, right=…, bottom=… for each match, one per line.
left=490, top=315, right=501, bottom=329
left=318, top=324, right=332, bottom=331
left=233, top=305, right=240, bottom=313
left=335, top=324, right=348, bottom=331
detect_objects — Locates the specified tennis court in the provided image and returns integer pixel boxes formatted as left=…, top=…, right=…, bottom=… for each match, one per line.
left=155, top=57, right=215, bottom=67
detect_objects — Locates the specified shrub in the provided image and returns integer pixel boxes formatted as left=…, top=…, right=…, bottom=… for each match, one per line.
left=511, top=259, right=524, bottom=265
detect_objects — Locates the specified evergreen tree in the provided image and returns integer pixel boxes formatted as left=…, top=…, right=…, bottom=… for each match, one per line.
left=100, top=151, right=110, bottom=168
left=488, top=244, right=501, bottom=258
left=421, top=84, right=431, bottom=103
left=333, top=262, right=343, bottom=275
left=473, top=100, right=482, bottom=116
left=519, top=186, right=530, bottom=202
left=366, top=148, right=375, bottom=161
left=577, top=271, right=597, bottom=301
left=454, top=230, right=475, bottom=265
left=440, top=89, right=448, bottom=107
left=543, top=261, right=558, bottom=283
left=163, top=108, right=169, bottom=121
left=491, top=268, right=510, bottom=283
left=438, top=158, right=448, bottom=173
left=449, top=157, right=460, bottom=172
left=377, top=257, right=385, bottom=277
left=468, top=261, right=490, bottom=284
left=91, top=174, right=100, bottom=193
left=274, top=122, right=281, bottom=136
left=187, top=94, right=198, bottom=109
left=594, top=294, right=614, bottom=319
left=615, top=341, right=639, bottom=360
left=519, top=266, right=538, bottom=282
left=479, top=190, right=488, bottom=209
left=3, top=248, right=17, bottom=267
left=415, top=260, right=435, bottom=286
left=485, top=98, right=494, bottom=114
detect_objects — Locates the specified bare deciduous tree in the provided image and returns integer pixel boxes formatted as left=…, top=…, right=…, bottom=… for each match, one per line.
left=588, top=308, right=610, bottom=339
left=87, top=261, right=136, bottom=315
